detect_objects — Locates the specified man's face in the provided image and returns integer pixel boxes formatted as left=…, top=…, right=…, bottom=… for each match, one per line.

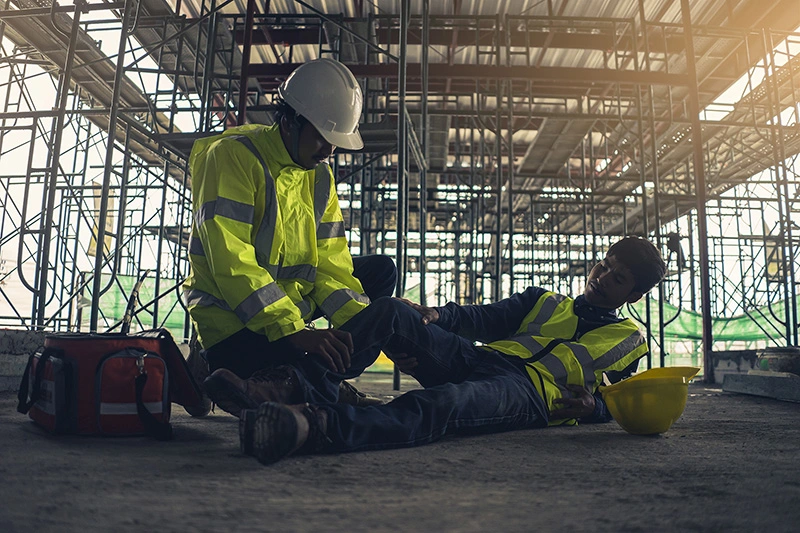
left=584, top=254, right=643, bottom=309
left=282, top=117, right=335, bottom=170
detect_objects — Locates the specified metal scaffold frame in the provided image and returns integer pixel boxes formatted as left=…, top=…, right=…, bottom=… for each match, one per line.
left=0, top=0, right=798, bottom=382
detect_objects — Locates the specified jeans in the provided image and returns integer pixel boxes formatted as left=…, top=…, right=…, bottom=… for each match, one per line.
left=204, top=254, right=397, bottom=378
left=287, top=297, right=548, bottom=453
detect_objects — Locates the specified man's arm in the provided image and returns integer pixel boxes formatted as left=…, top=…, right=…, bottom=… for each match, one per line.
left=310, top=164, right=370, bottom=327
left=580, top=357, right=642, bottom=424
left=429, top=286, right=549, bottom=343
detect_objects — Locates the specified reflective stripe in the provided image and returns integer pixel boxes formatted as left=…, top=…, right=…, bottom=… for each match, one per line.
left=537, top=352, right=568, bottom=386
left=216, top=197, right=254, bottom=224
left=195, top=201, right=216, bottom=228
left=232, top=135, right=278, bottom=268
left=313, top=163, right=331, bottom=226
left=319, top=288, right=370, bottom=317
left=183, top=288, right=232, bottom=311
left=277, top=264, right=317, bottom=282
left=317, top=221, right=345, bottom=240
left=593, top=329, right=644, bottom=370
left=296, top=298, right=312, bottom=317
left=195, top=198, right=254, bottom=227
left=100, top=402, right=163, bottom=415
left=189, top=235, right=205, bottom=256
left=510, top=334, right=548, bottom=356
left=567, top=342, right=597, bottom=387
left=233, top=282, right=287, bottom=324
left=264, top=262, right=316, bottom=282
left=526, top=294, right=566, bottom=335
left=185, top=283, right=311, bottom=323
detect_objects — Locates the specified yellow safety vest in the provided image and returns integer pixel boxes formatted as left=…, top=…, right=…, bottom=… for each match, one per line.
left=182, top=124, right=369, bottom=348
left=486, top=291, right=648, bottom=426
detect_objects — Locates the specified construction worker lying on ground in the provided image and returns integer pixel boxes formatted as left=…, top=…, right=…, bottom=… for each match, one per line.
left=183, top=58, right=395, bottom=408
left=204, top=236, right=667, bottom=464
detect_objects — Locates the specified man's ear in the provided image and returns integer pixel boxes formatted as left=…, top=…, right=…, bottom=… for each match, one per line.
left=279, top=115, right=289, bottom=134
left=625, top=291, right=644, bottom=304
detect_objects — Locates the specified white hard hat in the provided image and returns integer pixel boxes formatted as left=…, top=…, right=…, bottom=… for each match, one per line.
left=278, top=58, right=364, bottom=150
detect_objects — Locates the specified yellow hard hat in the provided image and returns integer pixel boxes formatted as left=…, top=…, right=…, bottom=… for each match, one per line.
left=600, top=374, right=693, bottom=435
left=625, top=366, right=700, bottom=383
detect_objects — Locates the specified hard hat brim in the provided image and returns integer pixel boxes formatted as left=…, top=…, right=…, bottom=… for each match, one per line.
left=319, top=127, right=364, bottom=151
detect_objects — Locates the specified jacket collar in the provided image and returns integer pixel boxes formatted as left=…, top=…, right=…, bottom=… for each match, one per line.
left=572, top=294, right=619, bottom=323
left=262, top=123, right=305, bottom=171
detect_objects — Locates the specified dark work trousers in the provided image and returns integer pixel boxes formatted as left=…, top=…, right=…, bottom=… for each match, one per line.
left=284, top=296, right=548, bottom=453
left=203, top=254, right=397, bottom=378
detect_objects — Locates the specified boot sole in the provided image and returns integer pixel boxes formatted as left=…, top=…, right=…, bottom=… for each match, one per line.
left=203, top=374, right=260, bottom=418
left=253, top=402, right=300, bottom=465
left=239, top=409, right=257, bottom=456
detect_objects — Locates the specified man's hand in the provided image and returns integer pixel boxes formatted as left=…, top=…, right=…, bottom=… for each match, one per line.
left=396, top=297, right=439, bottom=325
left=285, top=329, right=353, bottom=373
left=550, top=384, right=596, bottom=420
left=386, top=351, right=418, bottom=376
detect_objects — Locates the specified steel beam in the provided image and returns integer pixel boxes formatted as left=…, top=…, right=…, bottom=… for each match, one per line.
left=249, top=63, right=689, bottom=86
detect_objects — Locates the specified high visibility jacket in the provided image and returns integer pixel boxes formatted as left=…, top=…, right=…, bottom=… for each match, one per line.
left=484, top=291, right=648, bottom=426
left=182, top=124, right=369, bottom=348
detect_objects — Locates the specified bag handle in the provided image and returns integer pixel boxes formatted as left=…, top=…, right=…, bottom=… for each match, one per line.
left=134, top=368, right=173, bottom=441
left=17, top=347, right=62, bottom=414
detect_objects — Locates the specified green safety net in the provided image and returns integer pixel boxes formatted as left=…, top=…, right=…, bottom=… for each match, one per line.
left=627, top=296, right=796, bottom=342
left=83, top=274, right=186, bottom=339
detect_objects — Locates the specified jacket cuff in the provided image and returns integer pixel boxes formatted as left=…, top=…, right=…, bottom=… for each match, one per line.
left=266, top=319, right=306, bottom=342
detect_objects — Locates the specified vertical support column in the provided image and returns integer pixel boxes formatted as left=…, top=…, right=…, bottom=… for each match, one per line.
left=469, top=121, right=478, bottom=303
left=199, top=0, right=218, bottom=132
left=506, top=83, right=515, bottom=293
left=89, top=0, right=134, bottom=332
left=152, top=161, right=171, bottom=328
left=762, top=29, right=798, bottom=346
left=236, top=0, right=259, bottom=125
left=631, top=14, right=653, bottom=369
left=395, top=0, right=409, bottom=299
left=37, top=1, right=84, bottom=328
left=680, top=0, right=714, bottom=383
left=419, top=0, right=429, bottom=306
left=639, top=0, right=667, bottom=367
left=493, top=18, right=503, bottom=302
left=393, top=0, right=410, bottom=390
left=645, top=9, right=667, bottom=367
left=360, top=12, right=374, bottom=258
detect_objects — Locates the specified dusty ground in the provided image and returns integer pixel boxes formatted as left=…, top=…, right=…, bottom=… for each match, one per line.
left=1, top=375, right=799, bottom=532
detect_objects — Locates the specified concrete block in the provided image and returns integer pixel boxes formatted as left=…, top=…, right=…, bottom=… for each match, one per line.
left=722, top=371, right=800, bottom=403
left=0, top=354, right=31, bottom=392
left=0, top=329, right=46, bottom=392
left=0, top=353, right=29, bottom=375
left=712, top=350, right=758, bottom=382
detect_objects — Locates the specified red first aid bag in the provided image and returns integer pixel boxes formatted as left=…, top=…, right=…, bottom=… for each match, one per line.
left=16, top=329, right=204, bottom=440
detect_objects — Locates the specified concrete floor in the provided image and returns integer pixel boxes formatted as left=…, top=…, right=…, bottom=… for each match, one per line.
left=1, top=376, right=799, bottom=532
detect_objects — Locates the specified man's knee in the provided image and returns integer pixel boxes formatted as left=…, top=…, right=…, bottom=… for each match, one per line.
left=354, top=255, right=397, bottom=300
left=370, top=295, right=401, bottom=313
left=373, top=255, right=398, bottom=280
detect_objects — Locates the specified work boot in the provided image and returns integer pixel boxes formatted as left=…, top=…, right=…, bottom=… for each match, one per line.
left=246, top=402, right=331, bottom=465
left=338, top=380, right=385, bottom=407
left=203, top=366, right=303, bottom=418
left=182, top=332, right=212, bottom=417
